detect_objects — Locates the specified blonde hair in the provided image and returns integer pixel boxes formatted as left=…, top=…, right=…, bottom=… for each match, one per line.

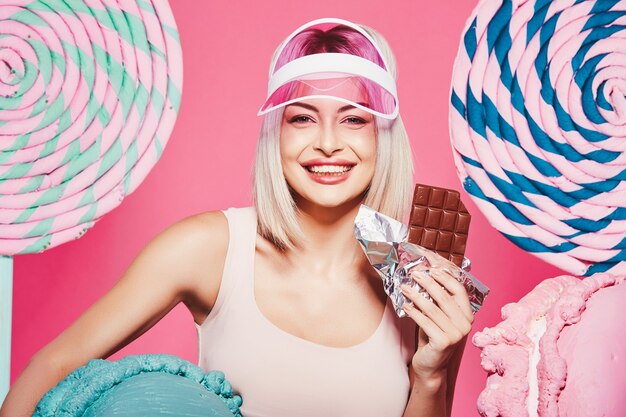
left=252, top=23, right=414, bottom=252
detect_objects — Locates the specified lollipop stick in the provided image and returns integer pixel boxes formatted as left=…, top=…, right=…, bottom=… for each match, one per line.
left=0, top=255, right=12, bottom=405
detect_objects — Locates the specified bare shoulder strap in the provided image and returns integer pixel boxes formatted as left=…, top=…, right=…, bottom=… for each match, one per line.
left=200, top=206, right=256, bottom=321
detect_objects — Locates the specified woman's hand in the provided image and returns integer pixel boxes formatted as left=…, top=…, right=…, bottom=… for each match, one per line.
left=400, top=268, right=474, bottom=382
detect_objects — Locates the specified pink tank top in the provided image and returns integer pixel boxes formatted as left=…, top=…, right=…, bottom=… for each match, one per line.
left=196, top=206, right=416, bottom=417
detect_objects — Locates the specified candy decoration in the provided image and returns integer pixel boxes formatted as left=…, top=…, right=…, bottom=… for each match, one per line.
left=0, top=0, right=183, bottom=402
left=34, top=354, right=243, bottom=417
left=449, top=0, right=626, bottom=276
left=0, top=0, right=182, bottom=254
left=473, top=273, right=626, bottom=417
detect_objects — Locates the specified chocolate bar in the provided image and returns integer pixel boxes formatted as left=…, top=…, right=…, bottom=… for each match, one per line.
left=407, top=183, right=471, bottom=267
left=354, top=204, right=489, bottom=316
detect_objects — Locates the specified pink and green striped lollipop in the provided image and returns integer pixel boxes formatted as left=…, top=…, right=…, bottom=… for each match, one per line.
left=0, top=0, right=183, bottom=402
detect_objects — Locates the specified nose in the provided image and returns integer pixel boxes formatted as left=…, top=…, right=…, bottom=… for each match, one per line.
left=313, top=124, right=344, bottom=155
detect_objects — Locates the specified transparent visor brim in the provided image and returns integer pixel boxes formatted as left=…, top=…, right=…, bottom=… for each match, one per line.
left=258, top=76, right=398, bottom=119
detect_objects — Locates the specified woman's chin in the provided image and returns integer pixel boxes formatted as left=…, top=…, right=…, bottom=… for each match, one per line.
left=294, top=191, right=367, bottom=210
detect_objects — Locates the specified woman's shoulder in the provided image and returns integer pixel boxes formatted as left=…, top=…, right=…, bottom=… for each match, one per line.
left=168, top=206, right=254, bottom=319
left=155, top=209, right=232, bottom=321
left=162, top=206, right=258, bottom=276
left=181, top=206, right=255, bottom=239
left=165, top=209, right=229, bottom=251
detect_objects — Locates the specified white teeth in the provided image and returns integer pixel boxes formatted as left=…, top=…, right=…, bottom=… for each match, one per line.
left=308, top=165, right=352, bottom=173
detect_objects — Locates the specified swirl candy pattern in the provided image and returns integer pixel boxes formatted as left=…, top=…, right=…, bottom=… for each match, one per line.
left=0, top=0, right=183, bottom=255
left=449, top=0, right=626, bottom=276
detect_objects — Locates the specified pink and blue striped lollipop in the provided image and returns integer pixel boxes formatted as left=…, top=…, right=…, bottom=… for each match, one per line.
left=0, top=0, right=183, bottom=402
left=450, top=0, right=626, bottom=277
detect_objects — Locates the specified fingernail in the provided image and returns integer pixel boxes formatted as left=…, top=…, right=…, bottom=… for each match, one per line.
left=400, top=284, right=411, bottom=294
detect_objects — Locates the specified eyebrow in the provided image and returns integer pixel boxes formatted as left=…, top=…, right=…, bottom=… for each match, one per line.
left=286, top=102, right=369, bottom=113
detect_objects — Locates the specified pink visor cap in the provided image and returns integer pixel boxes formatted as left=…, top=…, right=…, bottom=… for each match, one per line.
left=257, top=18, right=399, bottom=120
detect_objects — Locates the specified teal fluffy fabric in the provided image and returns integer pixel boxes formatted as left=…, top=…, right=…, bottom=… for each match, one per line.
left=33, top=354, right=242, bottom=417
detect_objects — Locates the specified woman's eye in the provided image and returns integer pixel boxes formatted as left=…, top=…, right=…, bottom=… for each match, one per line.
left=289, top=115, right=314, bottom=124
left=343, top=116, right=367, bottom=125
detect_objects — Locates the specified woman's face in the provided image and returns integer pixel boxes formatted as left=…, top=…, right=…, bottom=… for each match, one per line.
left=279, top=95, right=377, bottom=209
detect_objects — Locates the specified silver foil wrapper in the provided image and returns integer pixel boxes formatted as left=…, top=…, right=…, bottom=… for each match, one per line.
left=354, top=204, right=489, bottom=318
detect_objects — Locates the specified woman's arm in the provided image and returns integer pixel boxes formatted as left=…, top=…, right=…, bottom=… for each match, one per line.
left=444, top=335, right=468, bottom=415
left=402, top=367, right=447, bottom=417
left=401, top=268, right=474, bottom=417
left=0, top=211, right=228, bottom=417
left=403, top=333, right=468, bottom=417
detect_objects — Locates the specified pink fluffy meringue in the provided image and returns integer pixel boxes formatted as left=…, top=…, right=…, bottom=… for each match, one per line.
left=473, top=273, right=626, bottom=417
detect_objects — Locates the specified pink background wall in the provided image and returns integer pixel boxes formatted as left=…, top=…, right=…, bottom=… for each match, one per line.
left=10, top=0, right=566, bottom=414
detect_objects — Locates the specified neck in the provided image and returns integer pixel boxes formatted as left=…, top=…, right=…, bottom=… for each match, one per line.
left=287, top=195, right=368, bottom=280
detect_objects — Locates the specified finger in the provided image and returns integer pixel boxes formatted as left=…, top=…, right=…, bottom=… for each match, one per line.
left=427, top=270, right=472, bottom=324
left=402, top=302, right=450, bottom=350
left=410, top=287, right=467, bottom=343
left=411, top=270, right=471, bottom=329
left=401, top=284, right=464, bottom=343
left=425, top=268, right=474, bottom=322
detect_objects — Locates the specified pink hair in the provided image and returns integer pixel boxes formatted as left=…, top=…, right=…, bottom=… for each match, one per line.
left=274, top=25, right=386, bottom=70
left=269, top=24, right=391, bottom=116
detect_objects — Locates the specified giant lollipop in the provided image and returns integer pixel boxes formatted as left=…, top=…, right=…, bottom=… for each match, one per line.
left=0, top=0, right=183, bottom=402
left=449, top=0, right=626, bottom=276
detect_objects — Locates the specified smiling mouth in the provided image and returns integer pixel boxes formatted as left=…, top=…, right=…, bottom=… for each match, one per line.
left=303, top=165, right=354, bottom=176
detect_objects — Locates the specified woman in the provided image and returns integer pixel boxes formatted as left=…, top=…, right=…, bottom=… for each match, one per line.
left=1, top=18, right=473, bottom=417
